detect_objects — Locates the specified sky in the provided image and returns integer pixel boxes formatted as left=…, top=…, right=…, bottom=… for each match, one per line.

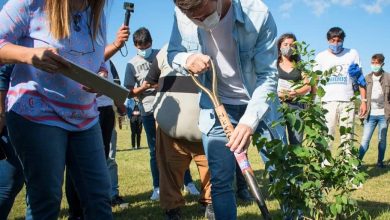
left=1, top=0, right=390, bottom=82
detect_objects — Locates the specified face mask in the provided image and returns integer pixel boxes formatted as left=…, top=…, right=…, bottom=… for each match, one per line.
left=329, top=42, right=343, bottom=54
left=371, top=65, right=383, bottom=73
left=280, top=47, right=293, bottom=57
left=137, top=47, right=153, bottom=59
left=190, top=0, right=222, bottom=31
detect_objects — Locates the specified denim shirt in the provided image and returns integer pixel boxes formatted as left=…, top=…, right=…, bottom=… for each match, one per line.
left=167, top=0, right=285, bottom=140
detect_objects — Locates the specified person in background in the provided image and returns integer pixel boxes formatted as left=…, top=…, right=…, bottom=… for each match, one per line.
left=277, top=33, right=311, bottom=145
left=106, top=60, right=128, bottom=206
left=358, top=54, right=390, bottom=168
left=145, top=45, right=213, bottom=219
left=124, top=27, right=161, bottom=200
left=126, top=98, right=143, bottom=150
left=314, top=27, right=367, bottom=151
left=0, top=0, right=113, bottom=219
left=167, top=0, right=285, bottom=218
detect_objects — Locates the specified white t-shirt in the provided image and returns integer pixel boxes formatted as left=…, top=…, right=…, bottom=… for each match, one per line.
left=370, top=74, right=385, bottom=116
left=314, top=48, right=361, bottom=102
left=97, top=61, right=114, bottom=107
left=203, top=4, right=249, bottom=105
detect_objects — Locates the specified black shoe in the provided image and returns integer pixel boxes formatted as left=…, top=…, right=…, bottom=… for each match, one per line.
left=165, top=207, right=181, bottom=220
left=237, top=188, right=254, bottom=202
left=111, top=195, right=126, bottom=207
left=376, top=162, right=386, bottom=168
left=205, top=204, right=215, bottom=220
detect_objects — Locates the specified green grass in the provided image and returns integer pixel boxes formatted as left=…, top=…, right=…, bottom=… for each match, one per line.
left=6, top=121, right=390, bottom=219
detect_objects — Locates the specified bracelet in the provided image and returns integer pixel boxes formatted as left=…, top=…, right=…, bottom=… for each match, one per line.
left=112, top=41, right=121, bottom=49
left=98, top=71, right=108, bottom=78
left=361, top=98, right=367, bottom=102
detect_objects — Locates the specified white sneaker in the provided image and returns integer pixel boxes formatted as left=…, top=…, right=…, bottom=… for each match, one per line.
left=184, top=182, right=200, bottom=195
left=351, top=182, right=363, bottom=190
left=150, top=187, right=160, bottom=201
left=321, top=159, right=331, bottom=168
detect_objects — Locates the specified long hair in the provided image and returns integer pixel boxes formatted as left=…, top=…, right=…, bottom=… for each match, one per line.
left=277, top=33, right=301, bottom=64
left=45, top=0, right=106, bottom=40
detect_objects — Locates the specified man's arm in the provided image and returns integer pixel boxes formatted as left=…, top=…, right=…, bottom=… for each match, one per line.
left=123, top=62, right=153, bottom=98
left=238, top=12, right=278, bottom=131
left=167, top=9, right=207, bottom=74
left=359, top=86, right=367, bottom=117
left=227, top=11, right=279, bottom=153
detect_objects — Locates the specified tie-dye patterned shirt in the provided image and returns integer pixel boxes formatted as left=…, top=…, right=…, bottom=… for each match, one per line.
left=0, top=0, right=107, bottom=131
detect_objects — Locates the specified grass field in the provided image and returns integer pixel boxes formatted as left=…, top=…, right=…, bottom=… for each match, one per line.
left=6, top=120, right=390, bottom=220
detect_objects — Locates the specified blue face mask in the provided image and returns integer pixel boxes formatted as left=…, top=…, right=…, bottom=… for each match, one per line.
left=371, top=65, right=383, bottom=73
left=137, top=47, right=153, bottom=59
left=329, top=42, right=343, bottom=54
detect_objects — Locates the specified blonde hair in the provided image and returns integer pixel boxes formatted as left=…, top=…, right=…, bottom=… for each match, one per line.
left=45, top=0, right=105, bottom=40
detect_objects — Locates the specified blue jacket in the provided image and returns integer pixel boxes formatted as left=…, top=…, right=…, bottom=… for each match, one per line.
left=167, top=0, right=285, bottom=140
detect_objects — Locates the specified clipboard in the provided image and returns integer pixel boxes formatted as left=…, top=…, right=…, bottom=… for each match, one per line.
left=59, top=58, right=129, bottom=103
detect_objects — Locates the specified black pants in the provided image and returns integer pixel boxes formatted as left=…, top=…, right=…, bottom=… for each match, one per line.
left=98, top=106, right=115, bottom=158
left=130, top=116, right=142, bottom=148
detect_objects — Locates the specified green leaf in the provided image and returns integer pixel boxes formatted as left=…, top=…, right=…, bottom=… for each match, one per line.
left=336, top=204, right=343, bottom=213
left=286, top=113, right=296, bottom=127
left=341, top=196, right=348, bottom=204
left=317, top=86, right=325, bottom=97
left=330, top=204, right=337, bottom=216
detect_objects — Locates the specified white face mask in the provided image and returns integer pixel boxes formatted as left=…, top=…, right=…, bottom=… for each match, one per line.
left=190, top=0, right=222, bottom=31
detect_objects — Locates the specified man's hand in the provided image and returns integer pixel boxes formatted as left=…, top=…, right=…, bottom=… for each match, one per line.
left=359, top=101, right=367, bottom=118
left=115, top=103, right=127, bottom=116
left=141, top=81, right=158, bottom=90
left=113, top=26, right=130, bottom=48
left=185, top=54, right=211, bottom=75
left=226, top=124, right=253, bottom=153
left=27, top=47, right=69, bottom=73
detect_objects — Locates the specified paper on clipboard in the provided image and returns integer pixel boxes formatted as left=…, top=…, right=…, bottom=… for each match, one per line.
left=59, top=58, right=129, bottom=103
left=277, top=79, right=293, bottom=93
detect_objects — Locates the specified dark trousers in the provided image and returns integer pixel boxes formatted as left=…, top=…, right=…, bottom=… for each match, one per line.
left=98, top=106, right=115, bottom=158
left=130, top=116, right=142, bottom=148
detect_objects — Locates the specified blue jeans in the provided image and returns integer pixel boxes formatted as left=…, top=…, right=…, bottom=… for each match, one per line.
left=6, top=111, right=113, bottom=220
left=202, top=104, right=272, bottom=219
left=0, top=131, right=24, bottom=220
left=359, top=115, right=388, bottom=163
left=108, top=129, right=119, bottom=197
left=184, top=169, right=193, bottom=185
left=142, top=114, right=159, bottom=188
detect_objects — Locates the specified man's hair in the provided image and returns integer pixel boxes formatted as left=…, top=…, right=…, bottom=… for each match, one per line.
left=372, top=53, right=385, bottom=63
left=173, top=0, right=204, bottom=11
left=326, top=27, right=346, bottom=40
left=133, top=27, right=152, bottom=46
